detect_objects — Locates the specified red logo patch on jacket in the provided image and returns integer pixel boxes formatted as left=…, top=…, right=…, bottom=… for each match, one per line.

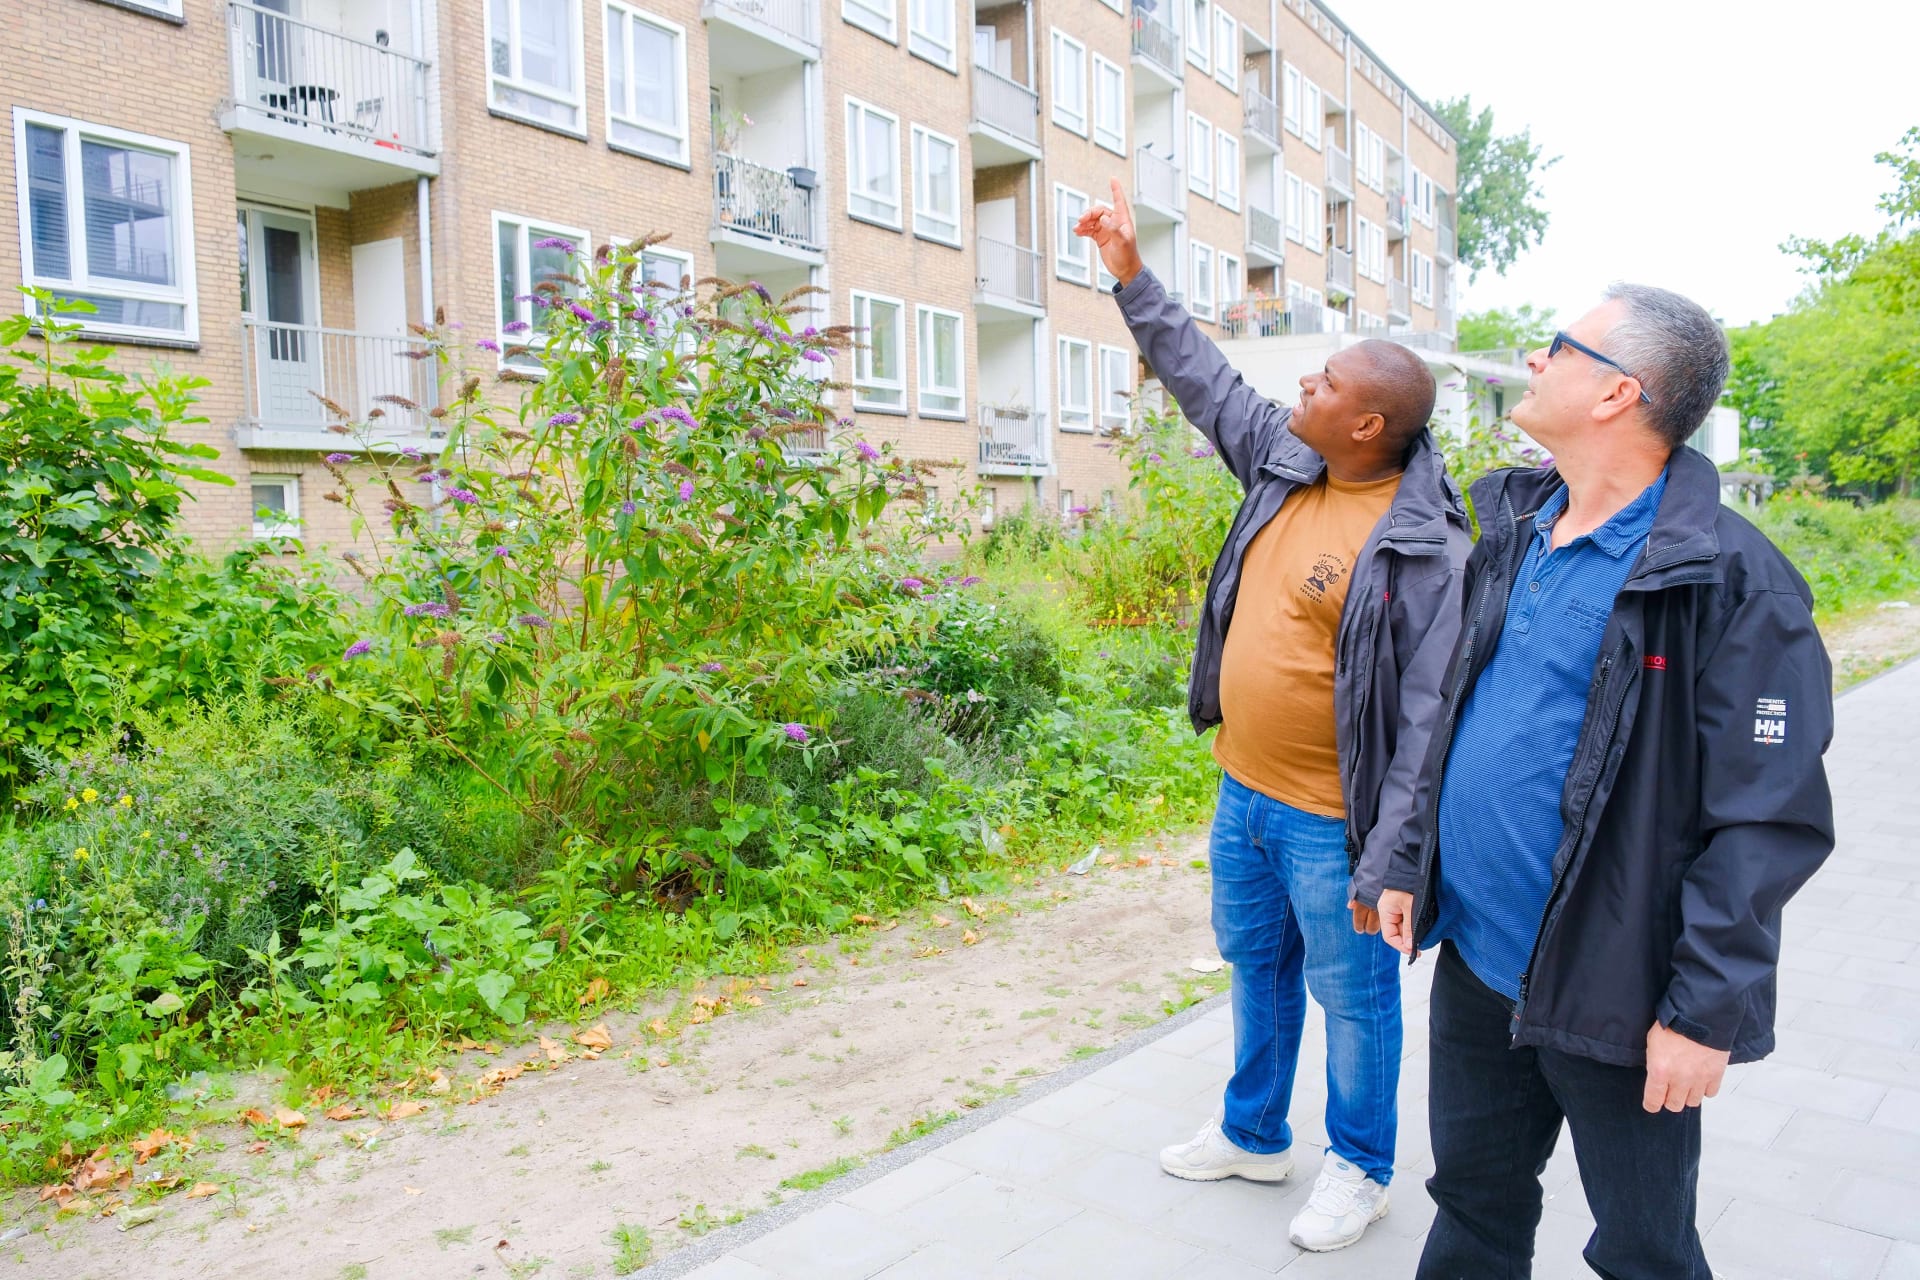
left=1643, top=655, right=1668, bottom=671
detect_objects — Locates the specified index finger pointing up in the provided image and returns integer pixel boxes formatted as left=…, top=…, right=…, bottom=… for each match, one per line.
left=1109, top=177, right=1132, bottom=226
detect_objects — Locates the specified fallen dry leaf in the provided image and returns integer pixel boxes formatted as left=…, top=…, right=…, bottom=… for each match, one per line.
left=274, top=1108, right=307, bottom=1129
left=427, top=1070, right=452, bottom=1096
left=245, top=1141, right=269, bottom=1155
left=387, top=1100, right=429, bottom=1120
left=186, top=1182, right=220, bottom=1200
left=916, top=945, right=949, bottom=958
left=149, top=1174, right=183, bottom=1191
left=310, top=1084, right=337, bottom=1105
left=238, top=1108, right=271, bottom=1126
left=1133, top=855, right=1152, bottom=867
left=128, top=1129, right=175, bottom=1164
left=961, top=898, right=986, bottom=919
left=646, top=1018, right=673, bottom=1037
left=792, top=977, right=809, bottom=988
left=962, top=930, right=979, bottom=946
left=539, top=1035, right=571, bottom=1064
left=73, top=1159, right=127, bottom=1192
left=575, top=1024, right=614, bottom=1052
left=324, top=1104, right=365, bottom=1122
left=851, top=913, right=877, bottom=926
left=577, top=976, right=611, bottom=1007
left=403, top=1185, right=423, bottom=1195
left=1159, top=858, right=1178, bottom=866
left=930, top=914, right=953, bottom=928
left=742, top=994, right=764, bottom=1007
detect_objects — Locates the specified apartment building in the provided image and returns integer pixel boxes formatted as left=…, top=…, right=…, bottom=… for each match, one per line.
left=1, top=0, right=1455, bottom=550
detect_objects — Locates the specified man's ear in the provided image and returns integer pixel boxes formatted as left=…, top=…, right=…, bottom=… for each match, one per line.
left=1351, top=412, right=1386, bottom=444
left=1591, top=377, right=1642, bottom=426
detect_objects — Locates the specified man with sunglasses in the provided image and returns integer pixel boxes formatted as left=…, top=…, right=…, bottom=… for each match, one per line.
left=1371, top=285, right=1835, bottom=1278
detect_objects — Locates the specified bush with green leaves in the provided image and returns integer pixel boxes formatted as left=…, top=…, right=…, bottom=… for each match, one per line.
left=1752, top=493, right=1920, bottom=618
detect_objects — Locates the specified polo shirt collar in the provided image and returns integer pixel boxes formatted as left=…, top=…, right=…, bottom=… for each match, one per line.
left=1532, top=470, right=1669, bottom=560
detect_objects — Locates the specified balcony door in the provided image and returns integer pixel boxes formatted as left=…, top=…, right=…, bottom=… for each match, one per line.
left=239, top=205, right=321, bottom=426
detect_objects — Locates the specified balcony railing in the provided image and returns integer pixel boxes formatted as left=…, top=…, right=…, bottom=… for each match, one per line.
left=1243, top=85, right=1280, bottom=148
left=1130, top=7, right=1181, bottom=80
left=1391, top=328, right=1455, bottom=353
left=1326, top=145, right=1353, bottom=195
left=706, top=0, right=821, bottom=49
left=976, top=236, right=1042, bottom=308
left=229, top=1, right=433, bottom=156
left=1248, top=206, right=1283, bottom=259
left=1135, top=146, right=1182, bottom=214
left=1221, top=298, right=1340, bottom=339
left=1437, top=218, right=1456, bottom=261
left=714, top=152, right=820, bottom=252
left=1436, top=303, right=1456, bottom=335
left=1327, top=247, right=1354, bottom=294
left=1386, top=189, right=1408, bottom=237
left=972, top=64, right=1040, bottom=147
left=240, top=321, right=438, bottom=437
left=1388, top=278, right=1411, bottom=319
left=979, top=406, right=1048, bottom=470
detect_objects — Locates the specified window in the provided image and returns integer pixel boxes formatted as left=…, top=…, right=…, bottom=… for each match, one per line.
left=488, top=0, right=584, bottom=132
left=1301, top=79, right=1322, bottom=149
left=1060, top=488, right=1077, bottom=519
left=911, top=125, right=961, bottom=245
left=1304, top=183, right=1324, bottom=252
left=1051, top=30, right=1087, bottom=136
left=1216, top=131, right=1240, bottom=209
left=1412, top=251, right=1434, bottom=306
left=1356, top=123, right=1385, bottom=190
left=1281, top=64, right=1301, bottom=135
left=1054, top=184, right=1091, bottom=284
left=843, top=0, right=896, bottom=41
left=604, top=3, right=686, bottom=163
left=1410, top=167, right=1436, bottom=225
left=1190, top=241, right=1215, bottom=319
left=1355, top=217, right=1376, bottom=281
left=1058, top=336, right=1093, bottom=430
left=14, top=112, right=198, bottom=341
left=1213, top=11, right=1237, bottom=89
left=1092, top=55, right=1125, bottom=155
left=494, top=212, right=588, bottom=360
left=851, top=290, right=906, bottom=409
left=846, top=97, right=901, bottom=227
left=1099, top=344, right=1132, bottom=431
left=916, top=305, right=964, bottom=417
left=1284, top=171, right=1304, bottom=242
left=251, top=475, right=299, bottom=540
left=908, top=0, right=955, bottom=67
left=1186, top=0, right=1209, bottom=71
left=1187, top=114, right=1213, bottom=198
left=111, top=0, right=184, bottom=14
left=1357, top=308, right=1382, bottom=332
left=1219, top=251, right=1241, bottom=309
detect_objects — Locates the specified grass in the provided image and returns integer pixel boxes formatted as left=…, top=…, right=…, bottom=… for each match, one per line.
left=883, top=1110, right=960, bottom=1151
left=608, top=1223, right=652, bottom=1275
left=779, top=1155, right=860, bottom=1192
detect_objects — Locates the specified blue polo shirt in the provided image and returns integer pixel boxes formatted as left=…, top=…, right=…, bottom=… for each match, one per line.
left=1431, top=470, right=1668, bottom=1001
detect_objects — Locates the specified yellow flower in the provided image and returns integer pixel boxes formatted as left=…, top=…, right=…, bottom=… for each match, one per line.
left=140, top=830, right=152, bottom=839
left=65, top=797, right=79, bottom=811
left=81, top=788, right=99, bottom=803
left=74, top=848, right=89, bottom=861
left=118, top=794, right=134, bottom=808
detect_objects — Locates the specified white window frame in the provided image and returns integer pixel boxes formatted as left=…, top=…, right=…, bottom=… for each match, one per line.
left=1057, top=335, right=1093, bottom=431
left=492, top=211, right=590, bottom=365
left=850, top=289, right=907, bottom=410
left=13, top=110, right=200, bottom=343
left=1054, top=183, right=1091, bottom=284
left=1186, top=0, right=1210, bottom=72
left=1099, top=343, right=1132, bottom=432
left=1092, top=54, right=1126, bottom=155
left=1357, top=308, right=1381, bottom=332
left=1304, top=182, right=1324, bottom=252
left=915, top=304, right=965, bottom=418
left=1357, top=123, right=1385, bottom=191
left=1218, top=251, right=1241, bottom=309
left=112, top=0, right=184, bottom=14
left=910, top=124, right=962, bottom=246
left=1050, top=29, right=1088, bottom=137
left=1216, top=130, right=1240, bottom=210
left=603, top=2, right=687, bottom=165
left=1284, top=171, right=1304, bottom=243
left=250, top=474, right=300, bottom=540
left=1301, top=79, right=1322, bottom=150
left=907, top=0, right=956, bottom=69
left=845, top=96, right=902, bottom=229
left=843, top=0, right=897, bottom=41
left=1412, top=250, right=1434, bottom=306
left=1411, top=166, right=1436, bottom=226
left=486, top=0, right=588, bottom=135
left=1187, top=113, right=1213, bottom=198
left=1060, top=487, right=1077, bottom=519
left=1213, top=11, right=1237, bottom=90
left=621, top=239, right=697, bottom=353
left=1281, top=63, right=1301, bottom=135
left=1190, top=240, right=1215, bottom=320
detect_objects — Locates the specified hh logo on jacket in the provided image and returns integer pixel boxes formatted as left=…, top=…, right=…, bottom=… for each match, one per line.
left=1754, top=697, right=1788, bottom=745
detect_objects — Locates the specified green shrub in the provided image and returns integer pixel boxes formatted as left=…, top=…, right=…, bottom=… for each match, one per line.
left=1753, top=493, right=1920, bottom=617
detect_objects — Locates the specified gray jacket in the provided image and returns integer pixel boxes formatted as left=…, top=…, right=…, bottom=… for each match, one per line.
left=1112, top=268, right=1470, bottom=900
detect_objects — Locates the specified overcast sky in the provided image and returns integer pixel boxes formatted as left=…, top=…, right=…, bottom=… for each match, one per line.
left=1324, top=0, right=1920, bottom=327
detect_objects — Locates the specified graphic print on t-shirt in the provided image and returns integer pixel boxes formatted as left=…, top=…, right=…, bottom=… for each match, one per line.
left=1301, top=551, right=1351, bottom=605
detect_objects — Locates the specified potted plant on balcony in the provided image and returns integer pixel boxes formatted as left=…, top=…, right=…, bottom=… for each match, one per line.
left=712, top=106, right=754, bottom=155
left=786, top=166, right=817, bottom=191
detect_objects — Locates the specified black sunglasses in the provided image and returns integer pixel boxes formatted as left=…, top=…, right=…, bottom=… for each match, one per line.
left=1548, top=331, right=1653, bottom=406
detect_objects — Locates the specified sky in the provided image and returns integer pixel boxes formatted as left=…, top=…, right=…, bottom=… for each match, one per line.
left=1323, top=0, right=1920, bottom=328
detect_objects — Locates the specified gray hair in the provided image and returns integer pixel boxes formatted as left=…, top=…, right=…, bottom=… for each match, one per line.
left=1601, top=283, right=1731, bottom=449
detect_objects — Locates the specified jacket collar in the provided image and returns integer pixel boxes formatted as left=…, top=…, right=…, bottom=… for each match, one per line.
left=1260, top=422, right=1466, bottom=554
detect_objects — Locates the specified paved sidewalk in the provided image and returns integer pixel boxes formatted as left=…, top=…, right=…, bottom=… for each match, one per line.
left=647, top=659, right=1920, bottom=1280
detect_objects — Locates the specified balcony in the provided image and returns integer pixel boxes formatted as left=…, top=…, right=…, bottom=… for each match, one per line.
left=975, top=237, right=1044, bottom=318
left=1391, top=328, right=1455, bottom=354
left=1437, top=216, right=1456, bottom=263
left=971, top=64, right=1042, bottom=165
left=1247, top=206, right=1284, bottom=268
left=1325, top=146, right=1354, bottom=199
left=1436, top=301, right=1456, bottom=335
left=1386, top=190, right=1408, bottom=240
left=1388, top=278, right=1411, bottom=322
left=711, top=152, right=823, bottom=270
left=1327, top=247, right=1354, bottom=295
left=978, top=406, right=1049, bottom=475
left=1221, top=297, right=1339, bottom=339
left=702, top=0, right=821, bottom=65
left=223, top=1, right=436, bottom=191
left=1243, top=85, right=1280, bottom=154
left=1130, top=7, right=1182, bottom=89
left=1133, top=146, right=1184, bottom=224
left=236, top=322, right=440, bottom=452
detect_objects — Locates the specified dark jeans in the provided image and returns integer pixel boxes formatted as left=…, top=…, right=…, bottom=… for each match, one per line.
left=1417, top=942, right=1711, bottom=1280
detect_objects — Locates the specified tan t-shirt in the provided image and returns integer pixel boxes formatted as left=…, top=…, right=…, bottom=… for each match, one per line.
left=1212, top=472, right=1403, bottom=816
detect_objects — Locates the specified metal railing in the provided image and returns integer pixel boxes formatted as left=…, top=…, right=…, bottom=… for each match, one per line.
left=1135, top=146, right=1182, bottom=213
left=972, top=63, right=1039, bottom=146
left=978, top=406, right=1048, bottom=469
left=240, top=321, right=437, bottom=432
left=1437, top=217, right=1456, bottom=261
left=976, top=236, right=1042, bottom=307
left=1327, top=247, right=1354, bottom=293
left=1391, top=328, right=1454, bottom=353
left=1326, top=145, right=1353, bottom=194
left=1248, top=206, right=1283, bottom=258
left=1243, top=85, right=1280, bottom=147
left=713, top=152, right=820, bottom=251
left=228, top=1, right=433, bottom=156
left=1221, top=298, right=1338, bottom=339
left=1386, top=188, right=1408, bottom=236
left=706, top=0, right=821, bottom=48
left=1436, top=303, right=1456, bottom=334
left=1130, top=6, right=1181, bottom=79
left=1388, top=278, right=1410, bottom=318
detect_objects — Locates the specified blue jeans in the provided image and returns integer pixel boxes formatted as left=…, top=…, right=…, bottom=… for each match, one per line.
left=1209, top=772, right=1402, bottom=1185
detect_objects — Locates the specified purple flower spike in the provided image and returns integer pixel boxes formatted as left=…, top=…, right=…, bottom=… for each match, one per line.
left=958, top=575, right=982, bottom=587
left=533, top=236, right=575, bottom=252
left=802, top=349, right=828, bottom=363
left=1190, top=444, right=1216, bottom=459
left=620, top=499, right=637, bottom=515
left=1068, top=505, right=1089, bottom=516
left=754, top=320, right=777, bottom=340
left=750, top=282, right=772, bottom=303
left=491, top=546, right=511, bottom=558
left=325, top=452, right=354, bottom=465
left=404, top=601, right=452, bottom=618
left=343, top=639, right=373, bottom=659
left=514, top=612, right=552, bottom=629
left=570, top=302, right=597, bottom=324
left=660, top=406, right=697, bottom=429
left=898, top=577, right=926, bottom=595
left=701, top=662, right=726, bottom=673
left=503, top=320, right=531, bottom=334
left=856, top=441, right=881, bottom=462
left=476, top=339, right=502, bottom=353
left=1484, top=376, right=1504, bottom=385
left=802, top=325, right=819, bottom=337
left=401, top=446, right=423, bottom=460
left=486, top=631, right=508, bottom=644
left=678, top=479, right=696, bottom=502
left=445, top=487, right=479, bottom=505
left=1146, top=452, right=1164, bottom=463
left=782, top=723, right=810, bottom=743
left=548, top=411, right=582, bottom=427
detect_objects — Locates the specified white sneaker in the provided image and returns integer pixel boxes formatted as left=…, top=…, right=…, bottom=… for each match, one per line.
left=1158, top=1117, right=1294, bottom=1183
left=1288, top=1155, right=1389, bottom=1252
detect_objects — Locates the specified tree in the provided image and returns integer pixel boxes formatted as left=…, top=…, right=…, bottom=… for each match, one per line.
left=1455, top=303, right=1557, bottom=353
left=1434, top=97, right=1557, bottom=282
